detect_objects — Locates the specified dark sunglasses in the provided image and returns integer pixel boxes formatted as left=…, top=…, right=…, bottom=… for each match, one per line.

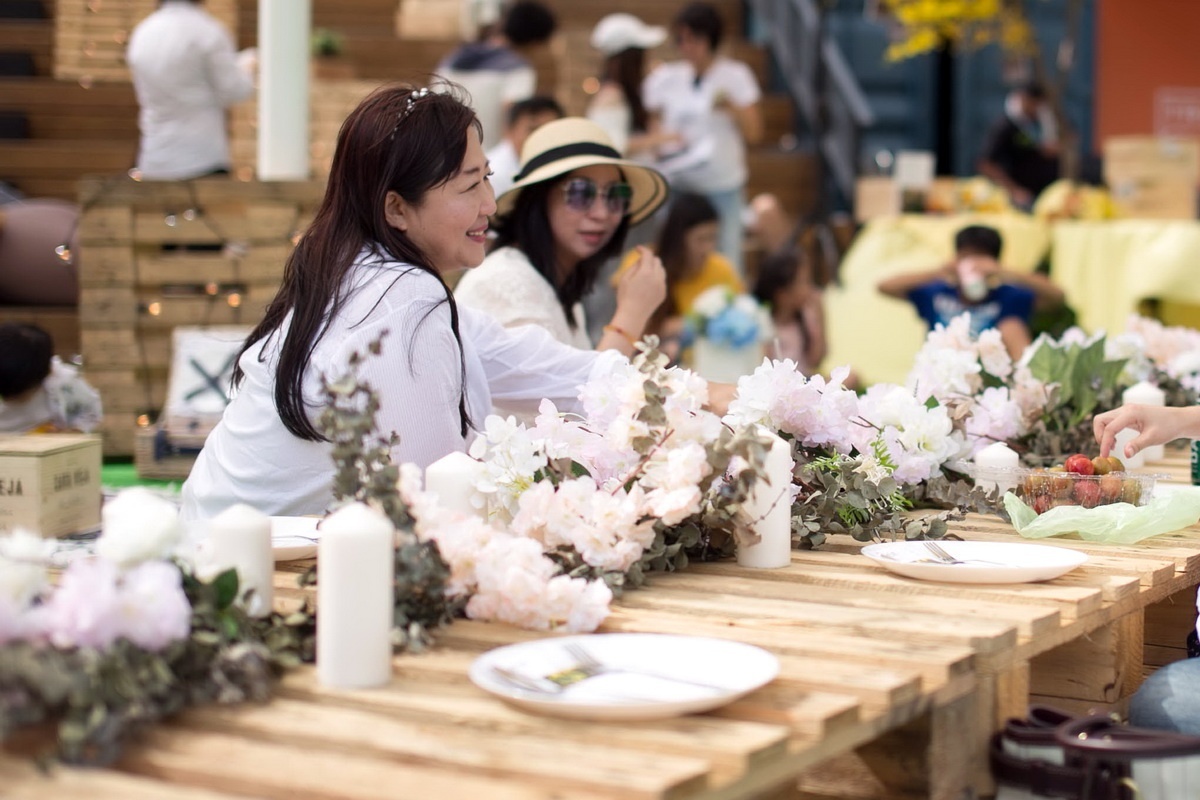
left=560, top=178, right=633, bottom=215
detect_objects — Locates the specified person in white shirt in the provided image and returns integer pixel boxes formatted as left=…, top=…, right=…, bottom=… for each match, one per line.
left=125, top=0, right=256, bottom=180
left=642, top=2, right=763, bottom=273
left=181, top=86, right=637, bottom=520
left=485, top=95, right=563, bottom=198
left=455, top=117, right=669, bottom=361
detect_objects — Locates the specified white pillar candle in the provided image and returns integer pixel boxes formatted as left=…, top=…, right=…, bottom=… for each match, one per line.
left=207, top=504, right=274, bottom=617
left=317, top=502, right=395, bottom=689
left=257, top=0, right=311, bottom=179
left=424, top=451, right=486, bottom=517
left=973, top=442, right=1020, bottom=494
left=1122, top=381, right=1167, bottom=462
left=738, top=431, right=794, bottom=569
left=1113, top=428, right=1146, bottom=470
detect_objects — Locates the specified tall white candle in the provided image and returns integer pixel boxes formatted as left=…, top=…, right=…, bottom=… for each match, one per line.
left=738, top=431, right=793, bottom=569
left=207, top=504, right=274, bottom=617
left=1113, top=428, right=1146, bottom=470
left=424, top=451, right=486, bottom=517
left=973, top=442, right=1020, bottom=494
left=257, top=0, right=311, bottom=179
left=1122, top=382, right=1167, bottom=462
left=317, top=502, right=394, bottom=689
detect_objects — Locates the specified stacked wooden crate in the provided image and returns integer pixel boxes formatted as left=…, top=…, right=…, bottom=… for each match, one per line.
left=76, top=176, right=325, bottom=457
left=53, top=0, right=239, bottom=83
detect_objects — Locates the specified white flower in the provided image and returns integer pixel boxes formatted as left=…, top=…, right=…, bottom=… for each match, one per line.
left=97, top=487, right=184, bottom=567
left=115, top=561, right=192, bottom=650
left=0, top=528, right=53, bottom=608
left=691, top=286, right=731, bottom=319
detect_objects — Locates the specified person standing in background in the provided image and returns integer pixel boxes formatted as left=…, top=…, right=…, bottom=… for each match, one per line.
left=126, top=0, right=256, bottom=180
left=978, top=82, right=1061, bottom=209
left=436, top=1, right=557, bottom=150
left=486, top=95, right=564, bottom=197
left=642, top=1, right=762, bottom=274
left=586, top=13, right=677, bottom=160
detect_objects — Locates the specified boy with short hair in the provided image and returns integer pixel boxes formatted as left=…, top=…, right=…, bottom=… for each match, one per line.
left=486, top=95, right=564, bottom=196
left=877, top=224, right=1064, bottom=359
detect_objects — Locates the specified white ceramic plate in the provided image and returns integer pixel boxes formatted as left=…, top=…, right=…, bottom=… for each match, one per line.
left=469, top=633, right=779, bottom=721
left=271, top=516, right=321, bottom=561
left=862, top=540, right=1088, bottom=584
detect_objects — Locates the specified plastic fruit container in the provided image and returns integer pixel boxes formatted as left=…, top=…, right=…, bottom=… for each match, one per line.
left=987, top=466, right=1163, bottom=515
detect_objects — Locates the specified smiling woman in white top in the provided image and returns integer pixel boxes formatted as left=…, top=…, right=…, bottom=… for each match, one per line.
left=180, top=85, right=625, bottom=520
left=125, top=0, right=256, bottom=180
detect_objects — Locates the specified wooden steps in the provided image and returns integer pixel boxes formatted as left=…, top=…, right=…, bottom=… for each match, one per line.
left=0, top=18, right=51, bottom=76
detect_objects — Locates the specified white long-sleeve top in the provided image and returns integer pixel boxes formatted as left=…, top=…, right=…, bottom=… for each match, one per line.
left=181, top=250, right=623, bottom=519
left=126, top=0, right=255, bottom=179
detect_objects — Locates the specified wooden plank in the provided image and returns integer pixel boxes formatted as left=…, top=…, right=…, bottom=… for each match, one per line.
left=117, top=727, right=617, bottom=800
left=277, top=669, right=792, bottom=788
left=179, top=697, right=715, bottom=799
left=0, top=753, right=255, bottom=800
left=612, top=583, right=1021, bottom=655
left=687, top=558, right=1104, bottom=622
left=1029, top=611, right=1144, bottom=704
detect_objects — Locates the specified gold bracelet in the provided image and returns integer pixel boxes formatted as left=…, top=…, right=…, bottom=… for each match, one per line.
left=603, top=324, right=637, bottom=347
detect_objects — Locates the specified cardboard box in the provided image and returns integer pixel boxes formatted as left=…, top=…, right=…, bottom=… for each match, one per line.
left=0, top=434, right=102, bottom=537
left=854, top=176, right=900, bottom=221
left=1104, top=136, right=1200, bottom=219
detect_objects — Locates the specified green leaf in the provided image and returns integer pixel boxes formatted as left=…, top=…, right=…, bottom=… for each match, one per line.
left=211, top=569, right=240, bottom=611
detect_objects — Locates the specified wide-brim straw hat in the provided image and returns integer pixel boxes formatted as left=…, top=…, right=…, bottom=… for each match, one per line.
left=494, top=117, right=669, bottom=226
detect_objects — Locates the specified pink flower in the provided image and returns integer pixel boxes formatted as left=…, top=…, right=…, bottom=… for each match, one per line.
left=116, top=562, right=191, bottom=651
left=42, top=559, right=123, bottom=650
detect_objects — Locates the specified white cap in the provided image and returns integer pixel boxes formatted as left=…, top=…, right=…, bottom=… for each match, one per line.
left=590, top=13, right=668, bottom=56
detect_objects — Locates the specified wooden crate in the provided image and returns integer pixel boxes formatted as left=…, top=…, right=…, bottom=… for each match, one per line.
left=54, top=0, right=240, bottom=83
left=76, top=176, right=325, bottom=456
left=133, top=424, right=204, bottom=482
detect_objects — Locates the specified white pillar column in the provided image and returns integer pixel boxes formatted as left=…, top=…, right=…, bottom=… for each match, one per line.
left=257, top=0, right=311, bottom=180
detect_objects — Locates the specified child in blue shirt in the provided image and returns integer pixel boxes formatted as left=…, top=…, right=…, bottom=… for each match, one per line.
left=877, top=224, right=1063, bottom=359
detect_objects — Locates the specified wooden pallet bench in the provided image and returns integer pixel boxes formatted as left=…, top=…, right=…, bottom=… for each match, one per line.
left=76, top=176, right=324, bottom=456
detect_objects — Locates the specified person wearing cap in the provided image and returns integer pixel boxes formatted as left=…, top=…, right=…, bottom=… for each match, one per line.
left=455, top=117, right=670, bottom=368
left=642, top=2, right=762, bottom=275
left=978, top=82, right=1061, bottom=209
left=586, top=13, right=678, bottom=159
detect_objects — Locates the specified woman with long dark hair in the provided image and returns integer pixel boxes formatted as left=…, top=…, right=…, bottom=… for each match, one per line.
left=180, top=85, right=628, bottom=519
left=585, top=13, right=676, bottom=158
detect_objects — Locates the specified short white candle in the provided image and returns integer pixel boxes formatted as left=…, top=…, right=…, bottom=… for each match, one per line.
left=207, top=504, right=274, bottom=617
left=738, top=430, right=794, bottom=569
left=1113, top=428, right=1146, bottom=470
left=424, top=451, right=486, bottom=516
left=1122, top=382, right=1167, bottom=462
left=317, top=502, right=394, bottom=689
left=973, top=442, right=1020, bottom=494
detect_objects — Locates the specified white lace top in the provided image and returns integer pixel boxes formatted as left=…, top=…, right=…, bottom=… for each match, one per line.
left=454, top=246, right=593, bottom=350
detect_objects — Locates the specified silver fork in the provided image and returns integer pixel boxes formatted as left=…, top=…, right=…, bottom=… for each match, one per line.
left=562, top=642, right=726, bottom=692
left=923, top=541, right=1006, bottom=566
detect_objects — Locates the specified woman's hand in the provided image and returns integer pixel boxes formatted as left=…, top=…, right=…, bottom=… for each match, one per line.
left=705, top=381, right=737, bottom=417
left=612, top=246, right=667, bottom=334
left=1093, top=404, right=1200, bottom=458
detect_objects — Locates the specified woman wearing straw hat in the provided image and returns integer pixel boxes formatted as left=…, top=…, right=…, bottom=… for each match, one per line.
left=455, top=117, right=670, bottom=358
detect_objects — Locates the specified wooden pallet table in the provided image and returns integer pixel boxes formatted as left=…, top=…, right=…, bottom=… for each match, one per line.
left=6, top=452, right=1200, bottom=799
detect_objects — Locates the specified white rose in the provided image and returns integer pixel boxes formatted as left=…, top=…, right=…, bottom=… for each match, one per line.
left=691, top=286, right=730, bottom=319
left=96, top=487, right=184, bottom=567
